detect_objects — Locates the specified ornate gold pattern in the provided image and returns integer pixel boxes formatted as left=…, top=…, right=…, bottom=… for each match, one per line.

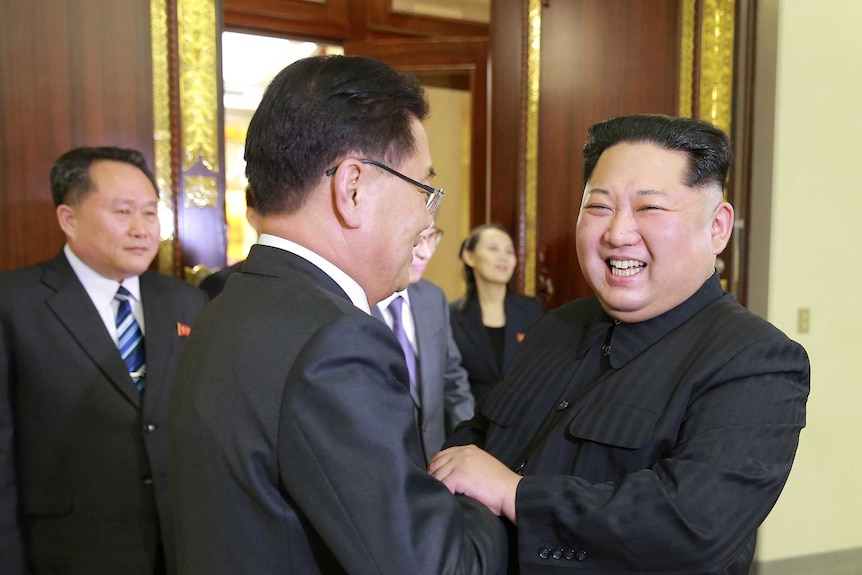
left=158, top=238, right=175, bottom=276
left=523, top=0, right=542, bottom=297
left=699, top=0, right=735, bottom=135
left=184, top=175, right=218, bottom=208
left=678, top=0, right=696, bottom=118
left=150, top=0, right=174, bottom=275
left=178, top=0, right=219, bottom=172
left=183, top=263, right=214, bottom=287
left=151, top=0, right=174, bottom=274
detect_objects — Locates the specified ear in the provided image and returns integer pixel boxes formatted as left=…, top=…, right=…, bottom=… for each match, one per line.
left=245, top=206, right=262, bottom=234
left=329, top=160, right=364, bottom=229
left=56, top=204, right=76, bottom=238
left=461, top=247, right=476, bottom=268
left=710, top=201, right=734, bottom=254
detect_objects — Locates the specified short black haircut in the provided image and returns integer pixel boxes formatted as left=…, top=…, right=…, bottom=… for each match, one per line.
left=244, top=55, right=429, bottom=215
left=583, top=114, right=732, bottom=190
left=50, top=146, right=157, bottom=206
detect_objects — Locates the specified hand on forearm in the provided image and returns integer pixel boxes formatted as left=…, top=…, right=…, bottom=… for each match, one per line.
left=429, top=445, right=522, bottom=523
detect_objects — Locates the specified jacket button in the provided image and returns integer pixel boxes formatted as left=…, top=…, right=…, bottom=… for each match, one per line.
left=556, top=400, right=569, bottom=411
left=538, top=547, right=551, bottom=559
left=143, top=423, right=157, bottom=433
left=576, top=549, right=588, bottom=561
left=552, top=548, right=563, bottom=560
left=142, top=476, right=153, bottom=486
left=564, top=549, right=575, bottom=560
left=601, top=344, right=611, bottom=357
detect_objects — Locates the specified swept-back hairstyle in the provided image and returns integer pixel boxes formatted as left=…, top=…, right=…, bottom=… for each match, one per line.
left=457, top=223, right=513, bottom=308
left=50, top=146, right=156, bottom=206
left=244, top=55, right=429, bottom=216
left=582, top=114, right=732, bottom=190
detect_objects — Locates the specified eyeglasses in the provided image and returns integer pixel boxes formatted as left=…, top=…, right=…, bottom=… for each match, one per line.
left=418, top=228, right=444, bottom=247
left=325, top=158, right=444, bottom=216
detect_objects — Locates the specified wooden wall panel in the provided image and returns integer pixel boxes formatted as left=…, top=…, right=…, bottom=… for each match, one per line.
left=488, top=0, right=526, bottom=240
left=534, top=0, right=681, bottom=309
left=0, top=0, right=153, bottom=272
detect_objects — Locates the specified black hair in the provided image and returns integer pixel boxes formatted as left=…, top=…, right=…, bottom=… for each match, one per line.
left=50, top=146, right=157, bottom=206
left=583, top=114, right=732, bottom=189
left=244, top=55, right=429, bottom=215
left=244, top=185, right=256, bottom=210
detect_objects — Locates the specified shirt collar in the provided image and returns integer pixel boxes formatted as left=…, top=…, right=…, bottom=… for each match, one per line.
left=377, top=288, right=410, bottom=310
left=256, top=233, right=371, bottom=314
left=605, top=272, right=724, bottom=368
left=64, top=244, right=142, bottom=306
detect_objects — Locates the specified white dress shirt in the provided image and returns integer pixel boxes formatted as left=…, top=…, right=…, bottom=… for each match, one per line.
left=376, top=290, right=418, bottom=356
left=64, top=244, right=144, bottom=346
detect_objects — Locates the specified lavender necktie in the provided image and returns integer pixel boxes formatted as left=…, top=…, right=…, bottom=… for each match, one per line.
left=388, top=296, right=418, bottom=397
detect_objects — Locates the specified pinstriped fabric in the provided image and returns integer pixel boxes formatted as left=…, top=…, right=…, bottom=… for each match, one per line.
left=115, top=286, right=146, bottom=393
left=471, top=274, right=809, bottom=574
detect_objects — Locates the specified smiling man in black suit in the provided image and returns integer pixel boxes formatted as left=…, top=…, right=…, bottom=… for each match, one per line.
left=431, top=114, right=810, bottom=575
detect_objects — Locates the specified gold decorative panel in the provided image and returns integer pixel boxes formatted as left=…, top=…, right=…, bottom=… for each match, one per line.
left=178, top=0, right=219, bottom=172
left=678, top=0, right=696, bottom=118
left=184, top=175, right=218, bottom=208
left=151, top=0, right=174, bottom=274
left=523, top=0, right=542, bottom=297
left=699, top=0, right=735, bottom=135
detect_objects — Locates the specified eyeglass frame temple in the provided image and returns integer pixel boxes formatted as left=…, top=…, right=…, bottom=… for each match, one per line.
left=324, top=159, right=444, bottom=213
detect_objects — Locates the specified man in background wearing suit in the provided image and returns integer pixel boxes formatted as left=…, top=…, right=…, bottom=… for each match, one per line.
left=0, top=146, right=207, bottom=575
left=374, top=223, right=475, bottom=461
left=199, top=185, right=261, bottom=299
left=170, top=55, right=506, bottom=575
left=430, top=114, right=810, bottom=574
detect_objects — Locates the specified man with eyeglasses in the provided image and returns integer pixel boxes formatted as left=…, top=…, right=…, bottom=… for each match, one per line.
left=374, top=223, right=476, bottom=462
left=169, top=55, right=506, bottom=575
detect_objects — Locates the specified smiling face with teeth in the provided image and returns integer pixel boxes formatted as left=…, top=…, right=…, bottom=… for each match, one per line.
left=576, top=142, right=734, bottom=323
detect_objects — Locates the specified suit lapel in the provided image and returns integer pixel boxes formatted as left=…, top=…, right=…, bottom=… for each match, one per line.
left=42, top=253, right=141, bottom=408
left=455, top=300, right=499, bottom=377
left=139, top=273, right=175, bottom=412
left=501, top=294, right=521, bottom=371
left=374, top=293, right=421, bottom=409
left=408, top=283, right=436, bottom=409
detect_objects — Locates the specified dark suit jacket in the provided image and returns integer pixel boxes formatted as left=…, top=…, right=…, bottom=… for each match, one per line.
left=373, top=280, right=475, bottom=460
left=198, top=260, right=243, bottom=300
left=0, top=251, right=207, bottom=575
left=449, top=293, right=543, bottom=405
left=170, top=244, right=506, bottom=575
left=447, top=284, right=810, bottom=574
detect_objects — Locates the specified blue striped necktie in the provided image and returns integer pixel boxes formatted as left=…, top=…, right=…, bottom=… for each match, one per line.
left=115, top=286, right=146, bottom=393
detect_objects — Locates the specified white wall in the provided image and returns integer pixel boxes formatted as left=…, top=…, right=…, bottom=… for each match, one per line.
left=755, top=0, right=862, bottom=562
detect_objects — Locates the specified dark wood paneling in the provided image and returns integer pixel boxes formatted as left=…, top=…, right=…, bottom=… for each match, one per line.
left=488, top=0, right=526, bottom=240
left=224, top=0, right=351, bottom=41
left=0, top=0, right=154, bottom=272
left=535, top=0, right=681, bottom=309
left=223, top=0, right=487, bottom=41
left=367, top=0, right=489, bottom=38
